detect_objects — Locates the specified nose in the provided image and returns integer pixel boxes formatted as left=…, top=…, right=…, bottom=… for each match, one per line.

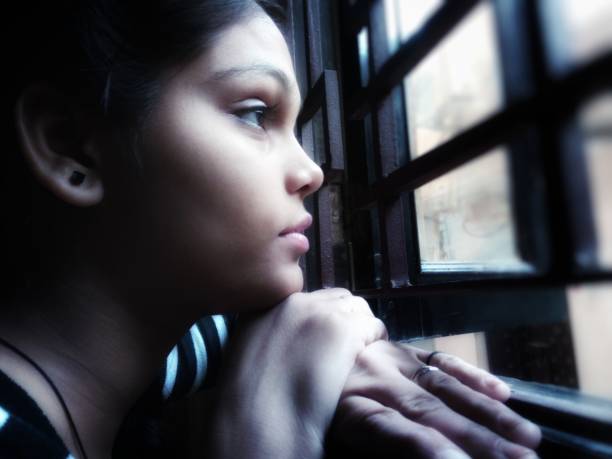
left=285, top=136, right=324, bottom=198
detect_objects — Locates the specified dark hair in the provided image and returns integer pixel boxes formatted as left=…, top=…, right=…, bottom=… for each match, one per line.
left=9, top=0, right=285, bottom=127
left=2, top=0, right=286, bottom=300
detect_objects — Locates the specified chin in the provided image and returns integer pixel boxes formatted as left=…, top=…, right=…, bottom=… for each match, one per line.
left=280, top=266, right=305, bottom=296
left=248, top=264, right=305, bottom=309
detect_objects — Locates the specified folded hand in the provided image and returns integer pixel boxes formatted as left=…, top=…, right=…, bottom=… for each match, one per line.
left=327, top=341, right=541, bottom=459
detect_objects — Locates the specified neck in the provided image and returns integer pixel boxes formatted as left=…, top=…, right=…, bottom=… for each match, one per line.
left=0, top=270, right=193, bottom=459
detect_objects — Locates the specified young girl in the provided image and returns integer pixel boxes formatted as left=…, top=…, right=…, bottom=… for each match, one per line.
left=1, top=1, right=541, bottom=458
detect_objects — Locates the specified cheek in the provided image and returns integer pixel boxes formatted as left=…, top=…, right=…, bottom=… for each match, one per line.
left=131, top=99, right=301, bottom=302
left=156, top=158, right=286, bottom=276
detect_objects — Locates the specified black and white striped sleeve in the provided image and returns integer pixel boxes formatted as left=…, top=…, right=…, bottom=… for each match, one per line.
left=0, top=372, right=74, bottom=459
left=156, top=314, right=233, bottom=403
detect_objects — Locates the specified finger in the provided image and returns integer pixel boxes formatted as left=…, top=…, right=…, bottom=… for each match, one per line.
left=328, top=309, right=387, bottom=347
left=355, top=371, right=539, bottom=458
left=356, top=306, right=387, bottom=342
left=358, top=315, right=388, bottom=345
left=315, top=287, right=353, bottom=298
left=334, top=295, right=376, bottom=318
left=429, top=352, right=511, bottom=402
left=394, top=345, right=510, bottom=401
left=313, top=289, right=373, bottom=315
left=331, top=394, right=470, bottom=459
left=411, top=367, right=541, bottom=449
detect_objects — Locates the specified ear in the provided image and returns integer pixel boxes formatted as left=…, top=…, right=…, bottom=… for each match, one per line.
left=14, top=82, right=105, bottom=207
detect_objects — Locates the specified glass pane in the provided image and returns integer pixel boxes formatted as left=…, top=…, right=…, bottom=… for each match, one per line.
left=541, top=0, right=612, bottom=73
left=415, top=148, right=529, bottom=271
left=404, top=1, right=503, bottom=157
left=567, top=283, right=612, bottom=398
left=384, top=0, right=442, bottom=51
left=580, top=93, right=612, bottom=268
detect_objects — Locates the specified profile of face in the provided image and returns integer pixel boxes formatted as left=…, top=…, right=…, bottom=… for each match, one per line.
left=97, top=10, right=323, bottom=316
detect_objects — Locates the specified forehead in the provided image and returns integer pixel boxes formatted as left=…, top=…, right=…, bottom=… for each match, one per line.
left=196, top=13, right=298, bottom=91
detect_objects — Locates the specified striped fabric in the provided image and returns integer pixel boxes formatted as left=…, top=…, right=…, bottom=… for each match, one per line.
left=0, top=404, right=75, bottom=459
left=0, top=371, right=73, bottom=458
left=0, top=406, right=7, bottom=430
left=157, top=314, right=232, bottom=403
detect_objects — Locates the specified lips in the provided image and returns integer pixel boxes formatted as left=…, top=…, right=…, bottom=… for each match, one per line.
left=279, top=214, right=313, bottom=236
left=279, top=214, right=313, bottom=253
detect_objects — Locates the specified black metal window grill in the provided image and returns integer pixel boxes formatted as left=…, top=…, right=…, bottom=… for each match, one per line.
left=286, top=1, right=612, bottom=457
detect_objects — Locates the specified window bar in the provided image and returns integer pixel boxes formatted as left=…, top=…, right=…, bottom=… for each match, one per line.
left=319, top=71, right=347, bottom=287
left=337, top=4, right=381, bottom=291
left=299, top=70, right=345, bottom=179
left=305, top=0, right=323, bottom=85
left=343, top=0, right=370, bottom=38
left=304, top=194, right=323, bottom=291
left=317, top=185, right=336, bottom=287
left=560, top=120, right=600, bottom=272
left=287, top=0, right=310, bottom=98
left=492, top=0, right=535, bottom=102
left=323, top=70, right=345, bottom=178
left=368, top=0, right=401, bottom=176
left=524, top=0, right=587, bottom=282
left=299, top=105, right=323, bottom=290
left=369, top=0, right=411, bottom=287
left=492, top=0, right=550, bottom=272
left=506, top=131, right=551, bottom=272
left=402, top=191, right=424, bottom=285
left=338, top=0, right=370, bottom=99
left=348, top=0, right=479, bottom=120
left=298, top=71, right=347, bottom=288
left=504, top=377, right=612, bottom=457
left=353, top=270, right=612, bottom=300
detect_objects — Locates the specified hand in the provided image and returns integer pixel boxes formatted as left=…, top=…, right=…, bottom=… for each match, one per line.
left=205, top=288, right=388, bottom=459
left=327, top=341, right=541, bottom=459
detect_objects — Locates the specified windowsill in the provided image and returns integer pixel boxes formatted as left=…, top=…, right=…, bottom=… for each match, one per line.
left=499, top=376, right=612, bottom=458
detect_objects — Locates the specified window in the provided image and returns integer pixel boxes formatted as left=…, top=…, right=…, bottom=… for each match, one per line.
left=288, top=0, right=612, bottom=457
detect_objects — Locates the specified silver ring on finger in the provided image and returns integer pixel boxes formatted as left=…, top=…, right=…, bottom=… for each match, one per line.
left=412, top=365, right=440, bottom=382
left=425, top=350, right=443, bottom=366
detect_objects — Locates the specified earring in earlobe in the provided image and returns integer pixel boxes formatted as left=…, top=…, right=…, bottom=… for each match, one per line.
left=69, top=170, right=86, bottom=186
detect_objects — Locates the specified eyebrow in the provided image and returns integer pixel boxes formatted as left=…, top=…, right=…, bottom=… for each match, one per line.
left=208, top=63, right=294, bottom=91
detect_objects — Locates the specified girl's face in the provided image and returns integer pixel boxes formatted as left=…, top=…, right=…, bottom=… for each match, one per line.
left=104, top=12, right=323, bottom=314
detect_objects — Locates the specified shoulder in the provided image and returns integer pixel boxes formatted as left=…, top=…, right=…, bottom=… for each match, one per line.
left=0, top=370, right=72, bottom=459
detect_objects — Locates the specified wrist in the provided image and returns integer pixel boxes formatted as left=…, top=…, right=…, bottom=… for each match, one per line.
left=205, top=385, right=325, bottom=459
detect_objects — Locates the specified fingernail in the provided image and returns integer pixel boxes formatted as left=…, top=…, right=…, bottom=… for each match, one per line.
left=515, top=421, right=542, bottom=446
left=491, top=381, right=511, bottom=400
left=436, top=450, right=471, bottom=459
